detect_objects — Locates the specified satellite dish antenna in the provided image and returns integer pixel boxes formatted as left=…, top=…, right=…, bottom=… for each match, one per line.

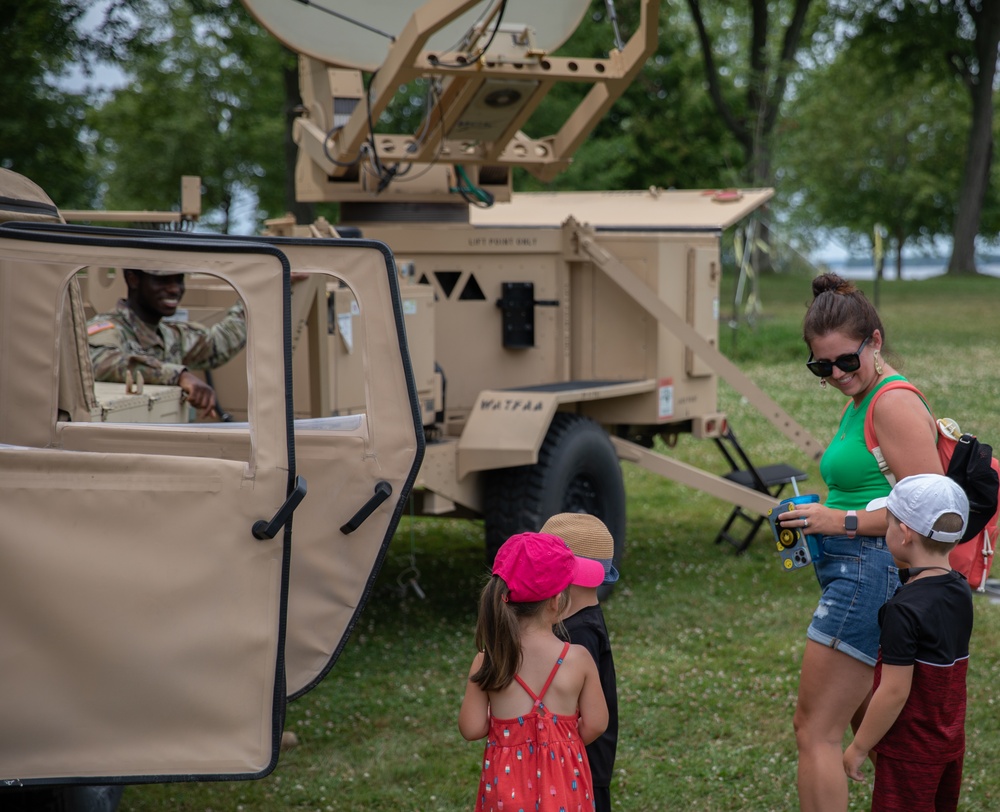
left=242, top=0, right=590, bottom=72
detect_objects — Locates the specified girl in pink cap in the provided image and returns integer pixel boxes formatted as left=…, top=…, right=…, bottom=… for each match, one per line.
left=459, top=532, right=608, bottom=812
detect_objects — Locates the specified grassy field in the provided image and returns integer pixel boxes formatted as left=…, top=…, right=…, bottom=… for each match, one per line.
left=121, top=270, right=1000, bottom=811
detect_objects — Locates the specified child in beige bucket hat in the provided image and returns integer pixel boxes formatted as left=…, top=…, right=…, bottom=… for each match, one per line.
left=539, top=513, right=619, bottom=812
left=541, top=512, right=619, bottom=585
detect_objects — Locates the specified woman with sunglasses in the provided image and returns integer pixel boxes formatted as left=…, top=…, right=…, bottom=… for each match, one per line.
left=781, top=273, right=942, bottom=812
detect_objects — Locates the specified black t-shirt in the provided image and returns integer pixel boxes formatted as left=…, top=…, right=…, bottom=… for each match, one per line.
left=562, top=604, right=618, bottom=787
left=874, top=570, right=973, bottom=762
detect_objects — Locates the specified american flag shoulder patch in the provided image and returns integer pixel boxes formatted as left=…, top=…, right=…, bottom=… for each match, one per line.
left=87, top=321, right=116, bottom=336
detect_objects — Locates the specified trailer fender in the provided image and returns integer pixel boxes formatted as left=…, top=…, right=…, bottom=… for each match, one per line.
left=457, top=389, right=564, bottom=478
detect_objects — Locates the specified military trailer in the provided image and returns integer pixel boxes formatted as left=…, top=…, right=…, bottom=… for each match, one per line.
left=228, top=0, right=825, bottom=567
left=82, top=0, right=826, bottom=579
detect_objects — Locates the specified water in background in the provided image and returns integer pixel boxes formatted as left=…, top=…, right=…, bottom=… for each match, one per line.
left=816, top=257, right=1000, bottom=281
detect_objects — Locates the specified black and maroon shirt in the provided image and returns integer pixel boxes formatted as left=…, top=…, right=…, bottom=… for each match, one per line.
left=873, top=569, right=974, bottom=762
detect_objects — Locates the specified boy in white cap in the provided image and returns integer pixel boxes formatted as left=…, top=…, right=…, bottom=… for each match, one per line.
left=540, top=512, right=619, bottom=812
left=843, top=473, right=974, bottom=812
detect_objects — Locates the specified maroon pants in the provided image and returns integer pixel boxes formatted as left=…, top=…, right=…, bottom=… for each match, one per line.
left=872, top=753, right=963, bottom=812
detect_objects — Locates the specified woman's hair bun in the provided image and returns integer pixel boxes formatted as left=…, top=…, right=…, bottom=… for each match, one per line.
left=811, top=272, right=855, bottom=299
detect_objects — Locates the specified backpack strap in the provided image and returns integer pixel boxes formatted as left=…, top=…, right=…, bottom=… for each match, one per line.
left=863, top=380, right=931, bottom=486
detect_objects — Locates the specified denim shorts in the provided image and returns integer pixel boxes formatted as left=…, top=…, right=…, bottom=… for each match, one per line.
left=807, top=535, right=900, bottom=666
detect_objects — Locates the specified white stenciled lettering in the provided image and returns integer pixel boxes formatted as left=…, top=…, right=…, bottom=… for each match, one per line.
left=467, top=236, right=538, bottom=248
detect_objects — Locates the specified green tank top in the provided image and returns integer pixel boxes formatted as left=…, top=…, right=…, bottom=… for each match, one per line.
left=820, top=375, right=910, bottom=511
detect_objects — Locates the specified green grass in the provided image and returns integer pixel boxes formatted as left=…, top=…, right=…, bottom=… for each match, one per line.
left=121, top=271, right=1000, bottom=811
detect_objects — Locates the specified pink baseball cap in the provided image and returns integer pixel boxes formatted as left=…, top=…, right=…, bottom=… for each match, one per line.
left=493, top=532, right=605, bottom=602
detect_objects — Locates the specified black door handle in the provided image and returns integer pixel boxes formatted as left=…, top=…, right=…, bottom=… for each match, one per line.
left=252, top=476, right=308, bottom=540
left=340, top=480, right=393, bottom=534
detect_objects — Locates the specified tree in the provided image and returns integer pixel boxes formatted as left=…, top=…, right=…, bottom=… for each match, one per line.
left=684, top=0, right=821, bottom=189
left=777, top=46, right=973, bottom=277
left=0, top=1, right=140, bottom=208
left=515, top=1, right=745, bottom=192
left=851, top=1, right=1000, bottom=275
left=948, top=2, right=1000, bottom=273
left=88, top=0, right=292, bottom=232
left=682, top=0, right=835, bottom=271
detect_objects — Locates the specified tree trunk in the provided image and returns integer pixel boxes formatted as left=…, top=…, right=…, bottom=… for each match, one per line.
left=686, top=0, right=813, bottom=275
left=947, top=2, right=1000, bottom=276
left=750, top=127, right=774, bottom=273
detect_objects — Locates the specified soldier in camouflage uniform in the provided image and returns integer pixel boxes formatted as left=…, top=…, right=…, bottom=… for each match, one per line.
left=87, top=269, right=246, bottom=419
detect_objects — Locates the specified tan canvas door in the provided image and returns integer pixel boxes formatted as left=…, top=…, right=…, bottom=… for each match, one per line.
left=0, top=232, right=298, bottom=783
left=44, top=232, right=427, bottom=699
left=262, top=240, right=425, bottom=698
left=0, top=224, right=425, bottom=780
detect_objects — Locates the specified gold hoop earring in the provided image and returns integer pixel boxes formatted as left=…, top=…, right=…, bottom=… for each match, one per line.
left=874, top=350, right=884, bottom=376
left=820, top=378, right=827, bottom=389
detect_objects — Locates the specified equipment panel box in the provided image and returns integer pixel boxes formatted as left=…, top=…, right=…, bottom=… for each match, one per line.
left=93, top=382, right=150, bottom=423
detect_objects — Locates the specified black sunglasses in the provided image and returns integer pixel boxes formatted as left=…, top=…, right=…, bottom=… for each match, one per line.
left=806, top=336, right=870, bottom=378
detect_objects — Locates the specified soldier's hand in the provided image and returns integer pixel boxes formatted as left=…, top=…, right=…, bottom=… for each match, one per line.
left=178, top=370, right=219, bottom=419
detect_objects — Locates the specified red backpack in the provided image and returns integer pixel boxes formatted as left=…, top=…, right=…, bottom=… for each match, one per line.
left=863, top=380, right=1000, bottom=591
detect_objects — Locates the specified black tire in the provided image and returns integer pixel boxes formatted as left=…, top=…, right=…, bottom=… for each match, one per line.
left=483, top=413, right=626, bottom=597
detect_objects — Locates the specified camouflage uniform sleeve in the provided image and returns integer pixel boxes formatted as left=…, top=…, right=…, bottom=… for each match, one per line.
left=178, top=300, right=247, bottom=371
left=87, top=318, right=186, bottom=385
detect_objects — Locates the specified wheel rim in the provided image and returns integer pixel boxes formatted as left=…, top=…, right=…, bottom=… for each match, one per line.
left=563, top=471, right=602, bottom=515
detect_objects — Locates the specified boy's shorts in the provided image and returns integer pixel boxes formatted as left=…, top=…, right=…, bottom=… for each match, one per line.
left=806, top=535, right=899, bottom=666
left=872, top=752, right=963, bottom=812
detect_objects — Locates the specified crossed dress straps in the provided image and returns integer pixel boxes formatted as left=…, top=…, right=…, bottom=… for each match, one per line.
left=513, top=641, right=571, bottom=711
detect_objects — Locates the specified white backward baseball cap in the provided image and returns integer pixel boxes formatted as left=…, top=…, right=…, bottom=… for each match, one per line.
left=866, top=473, right=969, bottom=544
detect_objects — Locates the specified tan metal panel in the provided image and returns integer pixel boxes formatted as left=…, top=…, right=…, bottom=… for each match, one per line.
left=685, top=246, right=720, bottom=378
left=469, top=188, right=775, bottom=229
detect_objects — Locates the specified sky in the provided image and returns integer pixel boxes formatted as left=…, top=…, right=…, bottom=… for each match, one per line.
left=56, top=3, right=261, bottom=235
left=59, top=2, right=129, bottom=94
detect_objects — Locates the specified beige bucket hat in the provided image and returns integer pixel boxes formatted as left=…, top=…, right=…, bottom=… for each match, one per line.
left=539, top=512, right=619, bottom=585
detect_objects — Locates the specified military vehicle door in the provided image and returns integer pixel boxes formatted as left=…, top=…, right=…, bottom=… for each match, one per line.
left=159, top=235, right=427, bottom=699
left=250, top=239, right=426, bottom=699
left=0, top=226, right=422, bottom=785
